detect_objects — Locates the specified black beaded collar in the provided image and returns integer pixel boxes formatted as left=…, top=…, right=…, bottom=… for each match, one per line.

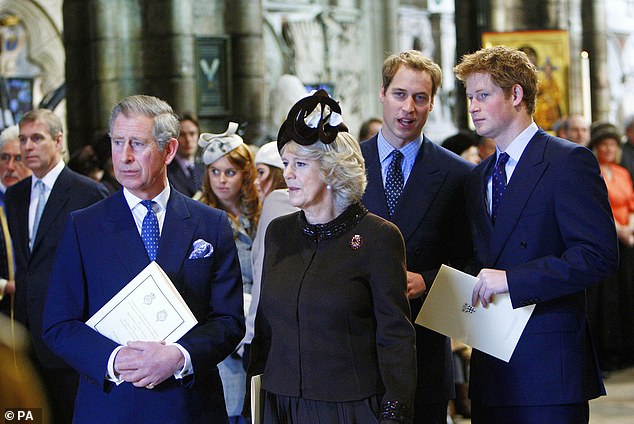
left=300, top=203, right=367, bottom=242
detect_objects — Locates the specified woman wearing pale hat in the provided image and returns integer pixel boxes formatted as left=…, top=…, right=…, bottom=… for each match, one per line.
left=254, top=141, right=287, bottom=202
left=248, top=90, right=416, bottom=423
left=196, top=122, right=261, bottom=424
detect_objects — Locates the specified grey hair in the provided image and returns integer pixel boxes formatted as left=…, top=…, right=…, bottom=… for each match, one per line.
left=0, top=125, right=19, bottom=149
left=281, top=132, right=367, bottom=215
left=108, top=95, right=179, bottom=150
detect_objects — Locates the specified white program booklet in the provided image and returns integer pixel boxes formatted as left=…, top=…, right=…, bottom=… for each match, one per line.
left=415, top=264, right=535, bottom=362
left=86, top=261, right=198, bottom=345
left=251, top=374, right=263, bottom=424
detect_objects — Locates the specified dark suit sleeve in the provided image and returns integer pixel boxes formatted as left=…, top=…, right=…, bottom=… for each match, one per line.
left=43, top=214, right=121, bottom=387
left=368, top=219, right=417, bottom=410
left=507, top=146, right=618, bottom=306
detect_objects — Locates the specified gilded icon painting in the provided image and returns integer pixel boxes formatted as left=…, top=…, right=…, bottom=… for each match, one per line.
left=482, top=30, right=570, bottom=131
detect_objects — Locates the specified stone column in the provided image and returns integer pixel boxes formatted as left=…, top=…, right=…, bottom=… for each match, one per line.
left=567, top=0, right=585, bottom=115
left=225, top=0, right=266, bottom=145
left=64, top=0, right=198, bottom=150
left=384, top=0, right=400, bottom=55
left=488, top=0, right=562, bottom=31
left=454, top=0, right=483, bottom=129
left=64, top=0, right=144, bottom=150
left=143, top=0, right=196, bottom=115
left=583, top=0, right=610, bottom=121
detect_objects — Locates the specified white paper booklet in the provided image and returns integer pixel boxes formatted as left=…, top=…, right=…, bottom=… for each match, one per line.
left=251, top=374, right=263, bottom=424
left=86, top=261, right=198, bottom=345
left=415, top=264, right=535, bottom=362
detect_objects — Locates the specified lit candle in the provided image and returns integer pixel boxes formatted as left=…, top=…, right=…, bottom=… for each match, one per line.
left=581, top=51, right=591, bottom=124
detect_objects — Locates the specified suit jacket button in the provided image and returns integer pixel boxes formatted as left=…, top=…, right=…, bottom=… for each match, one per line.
left=520, top=241, right=527, bottom=248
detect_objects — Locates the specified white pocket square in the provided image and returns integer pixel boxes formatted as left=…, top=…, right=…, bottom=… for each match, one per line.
left=189, top=239, right=214, bottom=259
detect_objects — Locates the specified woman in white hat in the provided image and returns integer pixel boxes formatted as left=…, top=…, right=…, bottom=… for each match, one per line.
left=254, top=141, right=287, bottom=202
left=197, top=122, right=261, bottom=424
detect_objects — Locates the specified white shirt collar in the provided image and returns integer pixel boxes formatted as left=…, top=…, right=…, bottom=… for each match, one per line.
left=32, top=159, right=65, bottom=190
left=499, top=122, right=539, bottom=163
left=123, top=184, right=171, bottom=213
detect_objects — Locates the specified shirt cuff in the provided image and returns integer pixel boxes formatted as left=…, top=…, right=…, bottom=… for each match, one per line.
left=107, top=346, right=125, bottom=385
left=171, top=343, right=193, bottom=379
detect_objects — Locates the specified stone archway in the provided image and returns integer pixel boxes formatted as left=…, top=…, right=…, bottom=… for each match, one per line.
left=0, top=0, right=65, bottom=111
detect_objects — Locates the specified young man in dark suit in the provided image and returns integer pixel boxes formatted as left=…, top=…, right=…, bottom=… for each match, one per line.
left=361, top=50, right=474, bottom=423
left=454, top=45, right=618, bottom=423
left=43, top=95, right=244, bottom=424
left=7, top=109, right=109, bottom=423
left=167, top=113, right=204, bottom=196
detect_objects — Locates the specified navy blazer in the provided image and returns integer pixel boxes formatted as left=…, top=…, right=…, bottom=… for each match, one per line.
left=465, top=130, right=618, bottom=406
left=167, top=161, right=204, bottom=197
left=362, top=135, right=474, bottom=406
left=43, top=189, right=244, bottom=424
left=5, top=167, right=108, bottom=368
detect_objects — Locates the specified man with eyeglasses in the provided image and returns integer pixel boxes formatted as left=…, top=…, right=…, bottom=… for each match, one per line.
left=5, top=109, right=108, bottom=424
left=0, top=125, right=31, bottom=205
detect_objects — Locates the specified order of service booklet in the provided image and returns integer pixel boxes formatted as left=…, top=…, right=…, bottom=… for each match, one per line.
left=86, top=261, right=198, bottom=345
left=251, top=374, right=263, bottom=424
left=415, top=264, right=535, bottom=362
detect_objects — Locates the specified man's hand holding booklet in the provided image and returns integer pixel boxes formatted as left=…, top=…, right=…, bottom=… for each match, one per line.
left=86, top=261, right=197, bottom=345
left=415, top=264, right=534, bottom=362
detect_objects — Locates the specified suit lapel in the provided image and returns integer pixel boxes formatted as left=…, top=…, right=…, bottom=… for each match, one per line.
left=101, top=191, right=198, bottom=283
left=32, top=168, right=72, bottom=254
left=156, top=191, right=197, bottom=286
left=393, top=139, right=448, bottom=242
left=101, top=192, right=150, bottom=278
left=14, top=178, right=32, bottom=261
left=486, top=131, right=549, bottom=265
left=478, top=156, right=496, bottom=225
left=362, top=138, right=390, bottom=219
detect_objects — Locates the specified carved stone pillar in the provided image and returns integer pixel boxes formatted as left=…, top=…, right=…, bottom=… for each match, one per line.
left=144, top=0, right=197, bottom=115
left=583, top=0, right=610, bottom=121
left=226, top=0, right=266, bottom=144
left=65, top=0, right=198, bottom=150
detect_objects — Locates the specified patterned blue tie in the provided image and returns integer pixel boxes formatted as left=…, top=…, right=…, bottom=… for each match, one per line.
left=31, top=180, right=46, bottom=251
left=140, top=200, right=159, bottom=261
left=491, top=152, right=510, bottom=223
left=386, top=150, right=404, bottom=217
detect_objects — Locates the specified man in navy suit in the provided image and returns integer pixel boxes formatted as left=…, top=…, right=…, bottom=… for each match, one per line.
left=7, top=109, right=109, bottom=423
left=361, top=50, right=473, bottom=423
left=167, top=113, right=204, bottom=197
left=454, top=46, right=618, bottom=423
left=43, top=95, right=244, bottom=424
